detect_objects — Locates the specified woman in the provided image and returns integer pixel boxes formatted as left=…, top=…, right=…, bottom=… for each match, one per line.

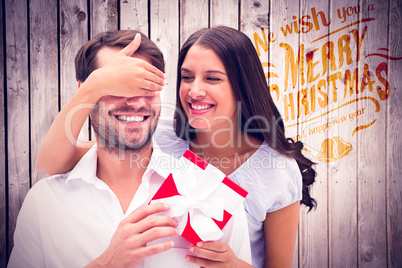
left=157, top=26, right=316, bottom=268
left=36, top=26, right=316, bottom=267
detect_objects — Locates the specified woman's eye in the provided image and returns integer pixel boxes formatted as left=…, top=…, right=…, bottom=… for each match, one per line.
left=181, top=75, right=193, bottom=81
left=207, top=77, right=221, bottom=82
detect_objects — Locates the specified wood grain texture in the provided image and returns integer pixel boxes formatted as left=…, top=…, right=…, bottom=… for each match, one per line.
left=357, top=0, right=388, bottom=267
left=89, top=0, right=118, bottom=140
left=263, top=0, right=301, bottom=266
left=210, top=0, right=239, bottom=28
left=5, top=0, right=31, bottom=255
left=180, top=0, right=209, bottom=47
left=329, top=0, right=359, bottom=264
left=240, top=0, right=268, bottom=34
left=387, top=0, right=402, bottom=267
left=1, top=0, right=402, bottom=266
left=269, top=1, right=301, bottom=266
left=298, top=0, right=330, bottom=266
left=60, top=0, right=90, bottom=143
left=150, top=0, right=179, bottom=117
left=0, top=1, right=6, bottom=267
left=29, top=0, right=59, bottom=185
left=239, top=5, right=271, bottom=268
left=120, top=0, right=149, bottom=33
left=60, top=0, right=88, bottom=106
left=90, top=0, right=118, bottom=36
left=269, top=0, right=297, bottom=119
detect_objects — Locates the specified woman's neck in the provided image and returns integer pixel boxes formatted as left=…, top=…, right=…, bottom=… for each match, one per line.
left=189, top=128, right=262, bottom=175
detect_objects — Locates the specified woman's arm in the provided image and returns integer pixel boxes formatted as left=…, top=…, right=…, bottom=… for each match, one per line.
left=36, top=85, right=94, bottom=175
left=264, top=201, right=300, bottom=268
left=35, top=82, right=99, bottom=174
left=36, top=34, right=165, bottom=175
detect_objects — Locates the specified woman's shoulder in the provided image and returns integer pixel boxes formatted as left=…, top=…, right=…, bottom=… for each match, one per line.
left=232, top=142, right=300, bottom=180
left=230, top=142, right=302, bottom=213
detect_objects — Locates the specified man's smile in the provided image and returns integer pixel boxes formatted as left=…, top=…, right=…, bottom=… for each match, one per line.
left=115, top=115, right=148, bottom=123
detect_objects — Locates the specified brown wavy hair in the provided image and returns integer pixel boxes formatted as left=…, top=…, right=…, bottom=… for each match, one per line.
left=174, top=26, right=316, bottom=211
left=75, top=30, right=165, bottom=82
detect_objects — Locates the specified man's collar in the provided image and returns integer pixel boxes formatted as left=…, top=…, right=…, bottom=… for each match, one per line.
left=147, top=147, right=179, bottom=178
left=65, top=143, right=178, bottom=186
left=65, top=144, right=99, bottom=185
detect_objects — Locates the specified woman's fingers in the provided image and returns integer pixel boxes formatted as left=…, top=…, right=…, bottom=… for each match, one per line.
left=185, top=241, right=238, bottom=267
left=119, top=33, right=142, bottom=57
left=142, top=61, right=166, bottom=86
left=123, top=57, right=165, bottom=92
left=118, top=34, right=165, bottom=87
left=189, top=243, right=227, bottom=261
left=94, top=34, right=166, bottom=97
left=185, top=254, right=220, bottom=267
left=196, top=241, right=228, bottom=252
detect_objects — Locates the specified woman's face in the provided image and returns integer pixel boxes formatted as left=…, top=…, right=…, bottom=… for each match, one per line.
left=179, top=45, right=238, bottom=131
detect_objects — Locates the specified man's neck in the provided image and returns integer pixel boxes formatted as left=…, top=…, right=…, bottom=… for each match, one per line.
left=96, top=144, right=153, bottom=214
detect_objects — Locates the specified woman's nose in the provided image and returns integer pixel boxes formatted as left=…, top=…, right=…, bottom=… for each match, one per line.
left=188, top=79, right=206, bottom=99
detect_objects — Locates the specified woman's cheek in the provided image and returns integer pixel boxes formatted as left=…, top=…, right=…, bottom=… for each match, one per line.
left=179, top=85, right=188, bottom=107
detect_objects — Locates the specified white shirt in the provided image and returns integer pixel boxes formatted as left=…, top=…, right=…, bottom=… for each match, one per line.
left=154, top=117, right=303, bottom=268
left=8, top=144, right=251, bottom=268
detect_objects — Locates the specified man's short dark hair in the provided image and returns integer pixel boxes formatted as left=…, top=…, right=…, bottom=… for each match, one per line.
left=75, top=30, right=165, bottom=82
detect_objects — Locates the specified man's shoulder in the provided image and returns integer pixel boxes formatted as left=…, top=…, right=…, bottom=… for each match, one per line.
left=20, top=172, right=71, bottom=209
left=29, top=173, right=70, bottom=194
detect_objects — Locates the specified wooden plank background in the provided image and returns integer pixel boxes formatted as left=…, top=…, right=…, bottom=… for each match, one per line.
left=1, top=0, right=401, bottom=267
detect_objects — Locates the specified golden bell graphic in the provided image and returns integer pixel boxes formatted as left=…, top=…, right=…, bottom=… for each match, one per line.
left=333, top=136, right=353, bottom=159
left=317, top=136, right=352, bottom=163
left=317, top=138, right=338, bottom=163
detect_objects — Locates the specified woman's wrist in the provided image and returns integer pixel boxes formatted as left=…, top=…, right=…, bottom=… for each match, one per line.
left=78, top=71, right=106, bottom=104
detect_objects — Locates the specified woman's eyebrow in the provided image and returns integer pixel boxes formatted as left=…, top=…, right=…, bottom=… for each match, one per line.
left=205, top=70, right=227, bottom=75
left=181, top=68, right=227, bottom=76
left=180, top=67, right=192, bottom=72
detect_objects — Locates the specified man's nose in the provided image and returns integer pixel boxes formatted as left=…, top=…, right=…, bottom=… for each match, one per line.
left=125, top=96, right=147, bottom=107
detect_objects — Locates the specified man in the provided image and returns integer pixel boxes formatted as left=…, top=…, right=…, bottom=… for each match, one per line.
left=8, top=30, right=251, bottom=267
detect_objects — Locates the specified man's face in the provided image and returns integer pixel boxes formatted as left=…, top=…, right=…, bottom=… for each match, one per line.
left=90, top=46, right=161, bottom=154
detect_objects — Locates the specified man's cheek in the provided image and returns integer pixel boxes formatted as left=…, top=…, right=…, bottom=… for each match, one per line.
left=148, top=95, right=162, bottom=113
left=145, top=94, right=160, bottom=103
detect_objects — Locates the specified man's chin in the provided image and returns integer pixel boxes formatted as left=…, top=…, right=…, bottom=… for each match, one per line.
left=124, top=140, right=152, bottom=151
left=121, top=133, right=153, bottom=151
left=94, top=117, right=158, bottom=155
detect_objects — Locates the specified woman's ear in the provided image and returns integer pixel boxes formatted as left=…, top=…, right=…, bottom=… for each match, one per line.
left=78, top=81, right=82, bottom=89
